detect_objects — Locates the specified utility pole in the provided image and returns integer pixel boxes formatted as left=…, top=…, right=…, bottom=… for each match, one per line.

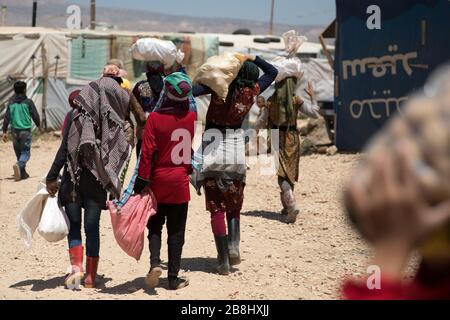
left=90, top=0, right=96, bottom=30
left=269, top=0, right=275, bottom=35
left=32, top=0, right=37, bottom=27
left=1, top=5, right=7, bottom=26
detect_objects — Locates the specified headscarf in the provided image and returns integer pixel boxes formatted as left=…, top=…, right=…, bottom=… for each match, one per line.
left=269, top=76, right=297, bottom=125
left=153, top=72, right=197, bottom=114
left=103, top=64, right=120, bottom=77
left=68, top=90, right=81, bottom=109
left=67, top=77, right=131, bottom=199
left=145, top=61, right=164, bottom=108
left=231, top=60, right=260, bottom=91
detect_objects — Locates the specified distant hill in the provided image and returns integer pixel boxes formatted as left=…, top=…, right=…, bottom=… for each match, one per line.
left=0, top=0, right=326, bottom=41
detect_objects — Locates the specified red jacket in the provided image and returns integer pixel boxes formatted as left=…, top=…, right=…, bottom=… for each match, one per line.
left=138, top=110, right=196, bottom=204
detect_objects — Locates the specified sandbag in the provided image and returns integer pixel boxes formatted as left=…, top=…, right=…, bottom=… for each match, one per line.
left=17, top=180, right=49, bottom=248
left=131, top=38, right=185, bottom=69
left=193, top=52, right=246, bottom=101
left=37, top=196, right=70, bottom=243
left=108, top=188, right=157, bottom=261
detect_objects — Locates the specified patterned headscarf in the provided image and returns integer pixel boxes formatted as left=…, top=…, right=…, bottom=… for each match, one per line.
left=68, top=90, right=81, bottom=109
left=153, top=72, right=197, bottom=114
left=67, top=77, right=131, bottom=199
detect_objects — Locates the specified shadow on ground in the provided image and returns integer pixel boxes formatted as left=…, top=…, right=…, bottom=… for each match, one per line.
left=181, top=257, right=217, bottom=273
left=10, top=275, right=112, bottom=292
left=241, top=210, right=285, bottom=222
left=99, top=277, right=157, bottom=296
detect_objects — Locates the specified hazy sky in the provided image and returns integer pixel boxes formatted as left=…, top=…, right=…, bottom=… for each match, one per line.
left=72, top=0, right=336, bottom=25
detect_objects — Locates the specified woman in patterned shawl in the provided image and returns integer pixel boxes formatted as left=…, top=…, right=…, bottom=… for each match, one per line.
left=65, top=76, right=132, bottom=288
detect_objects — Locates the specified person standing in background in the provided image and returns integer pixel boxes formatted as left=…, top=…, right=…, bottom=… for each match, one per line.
left=132, top=61, right=165, bottom=157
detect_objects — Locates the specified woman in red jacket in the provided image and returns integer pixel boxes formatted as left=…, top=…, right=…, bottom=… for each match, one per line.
left=134, top=72, right=196, bottom=290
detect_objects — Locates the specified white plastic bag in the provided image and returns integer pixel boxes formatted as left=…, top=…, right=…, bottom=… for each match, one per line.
left=131, top=38, right=185, bottom=69
left=282, top=30, right=308, bottom=56
left=17, top=180, right=49, bottom=248
left=193, top=52, right=245, bottom=101
left=271, top=30, right=308, bottom=83
left=271, top=56, right=304, bottom=83
left=37, top=196, right=70, bottom=243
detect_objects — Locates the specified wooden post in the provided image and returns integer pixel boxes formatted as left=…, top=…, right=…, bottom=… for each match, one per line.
left=319, top=35, right=334, bottom=70
left=32, top=0, right=37, bottom=27
left=269, top=0, right=275, bottom=35
left=90, top=0, right=96, bottom=30
left=41, top=43, right=48, bottom=131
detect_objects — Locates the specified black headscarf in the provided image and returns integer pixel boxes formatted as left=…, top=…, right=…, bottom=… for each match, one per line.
left=230, top=60, right=260, bottom=92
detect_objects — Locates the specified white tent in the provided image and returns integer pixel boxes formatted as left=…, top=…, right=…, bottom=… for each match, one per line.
left=0, top=27, right=334, bottom=130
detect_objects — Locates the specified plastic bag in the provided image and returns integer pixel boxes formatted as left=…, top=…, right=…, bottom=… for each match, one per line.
left=108, top=188, right=157, bottom=261
left=193, top=52, right=246, bottom=101
left=17, top=180, right=49, bottom=248
left=282, top=30, right=308, bottom=57
left=271, top=56, right=304, bottom=83
left=37, top=196, right=70, bottom=243
left=131, top=38, right=185, bottom=69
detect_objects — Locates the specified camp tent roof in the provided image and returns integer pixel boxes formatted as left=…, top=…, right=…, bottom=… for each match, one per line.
left=0, top=27, right=333, bottom=54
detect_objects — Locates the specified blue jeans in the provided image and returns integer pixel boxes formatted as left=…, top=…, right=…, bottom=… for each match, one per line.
left=65, top=198, right=102, bottom=257
left=11, top=129, right=32, bottom=169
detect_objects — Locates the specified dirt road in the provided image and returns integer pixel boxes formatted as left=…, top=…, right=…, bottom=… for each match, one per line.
left=0, top=135, right=370, bottom=300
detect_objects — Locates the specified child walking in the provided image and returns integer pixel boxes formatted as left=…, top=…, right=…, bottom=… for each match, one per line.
left=2, top=81, right=40, bottom=181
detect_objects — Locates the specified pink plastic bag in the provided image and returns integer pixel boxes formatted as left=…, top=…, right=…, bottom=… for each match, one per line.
left=108, top=188, right=157, bottom=261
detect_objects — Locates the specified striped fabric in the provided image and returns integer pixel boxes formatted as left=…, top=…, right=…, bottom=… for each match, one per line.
left=67, top=77, right=132, bottom=200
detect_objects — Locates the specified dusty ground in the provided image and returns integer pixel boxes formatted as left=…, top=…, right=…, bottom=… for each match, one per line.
left=0, top=134, right=372, bottom=300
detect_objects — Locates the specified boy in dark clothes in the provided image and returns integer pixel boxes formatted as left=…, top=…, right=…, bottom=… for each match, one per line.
left=2, top=81, right=40, bottom=181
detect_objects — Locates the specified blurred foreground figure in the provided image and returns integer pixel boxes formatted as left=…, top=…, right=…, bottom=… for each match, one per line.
left=342, top=66, right=450, bottom=300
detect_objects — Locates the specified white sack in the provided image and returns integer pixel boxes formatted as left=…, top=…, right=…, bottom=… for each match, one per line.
left=17, top=181, right=49, bottom=249
left=131, top=38, right=185, bottom=69
left=271, top=56, right=304, bottom=83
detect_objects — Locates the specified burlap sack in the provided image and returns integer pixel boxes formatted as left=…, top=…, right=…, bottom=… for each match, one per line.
left=193, top=52, right=246, bottom=101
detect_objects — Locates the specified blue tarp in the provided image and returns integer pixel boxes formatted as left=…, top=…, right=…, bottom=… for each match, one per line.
left=335, top=0, right=450, bottom=151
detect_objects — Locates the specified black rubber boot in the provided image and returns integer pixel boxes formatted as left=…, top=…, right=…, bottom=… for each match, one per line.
left=227, top=219, right=241, bottom=266
left=20, top=167, right=29, bottom=180
left=168, top=276, right=189, bottom=290
left=214, top=235, right=230, bottom=275
left=280, top=192, right=288, bottom=216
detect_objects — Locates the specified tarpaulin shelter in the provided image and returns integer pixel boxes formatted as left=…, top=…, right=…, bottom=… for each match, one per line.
left=334, top=0, right=450, bottom=151
left=0, top=27, right=334, bottom=130
left=0, top=27, right=220, bottom=130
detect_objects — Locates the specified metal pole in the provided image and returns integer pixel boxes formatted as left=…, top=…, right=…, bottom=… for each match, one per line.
left=269, top=0, right=275, bottom=35
left=90, top=0, right=96, bottom=30
left=32, top=0, right=37, bottom=27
